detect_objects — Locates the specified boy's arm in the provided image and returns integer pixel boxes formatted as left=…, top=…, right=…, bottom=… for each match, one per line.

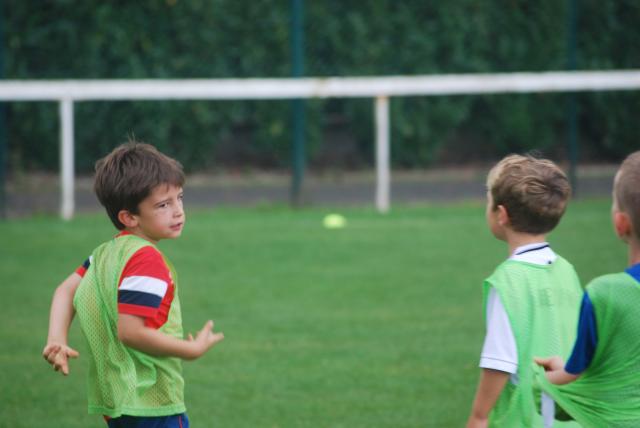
left=533, top=292, right=593, bottom=385
left=43, top=272, right=81, bottom=375
left=118, top=315, right=224, bottom=360
left=534, top=356, right=580, bottom=385
left=466, top=368, right=510, bottom=428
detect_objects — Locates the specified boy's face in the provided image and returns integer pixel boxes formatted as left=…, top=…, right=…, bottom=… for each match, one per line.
left=129, top=184, right=185, bottom=244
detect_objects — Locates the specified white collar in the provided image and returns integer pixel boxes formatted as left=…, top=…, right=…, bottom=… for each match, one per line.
left=509, top=242, right=557, bottom=265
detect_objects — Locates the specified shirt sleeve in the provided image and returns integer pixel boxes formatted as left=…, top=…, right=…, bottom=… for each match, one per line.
left=75, top=257, right=91, bottom=277
left=479, top=287, right=519, bottom=374
left=117, top=246, right=171, bottom=319
left=565, top=293, right=598, bottom=375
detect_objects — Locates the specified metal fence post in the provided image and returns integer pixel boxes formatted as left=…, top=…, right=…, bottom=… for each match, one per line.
left=566, top=0, right=579, bottom=195
left=375, top=95, right=390, bottom=213
left=290, top=0, right=305, bottom=207
left=60, top=98, right=74, bottom=220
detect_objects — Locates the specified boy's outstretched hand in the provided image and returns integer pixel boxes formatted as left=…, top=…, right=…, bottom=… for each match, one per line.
left=186, top=320, right=224, bottom=360
left=42, top=343, right=79, bottom=376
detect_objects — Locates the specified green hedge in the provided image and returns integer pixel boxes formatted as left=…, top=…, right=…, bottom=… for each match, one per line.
left=4, top=0, right=640, bottom=172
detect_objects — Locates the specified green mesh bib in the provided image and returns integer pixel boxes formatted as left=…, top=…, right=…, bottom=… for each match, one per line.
left=73, top=234, right=186, bottom=417
left=536, top=273, right=640, bottom=428
left=484, top=256, right=583, bottom=427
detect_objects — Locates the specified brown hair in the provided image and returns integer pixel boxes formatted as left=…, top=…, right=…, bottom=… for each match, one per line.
left=487, top=154, right=571, bottom=234
left=94, top=141, right=185, bottom=230
left=614, top=151, right=640, bottom=240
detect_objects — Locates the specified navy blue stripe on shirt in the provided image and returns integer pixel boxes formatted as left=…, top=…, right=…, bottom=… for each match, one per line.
left=82, top=258, right=91, bottom=269
left=626, top=263, right=640, bottom=283
left=565, top=293, right=598, bottom=375
left=118, top=290, right=163, bottom=308
left=514, top=244, right=550, bottom=255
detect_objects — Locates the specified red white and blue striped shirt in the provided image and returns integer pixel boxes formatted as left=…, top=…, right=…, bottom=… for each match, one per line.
left=76, top=231, right=174, bottom=329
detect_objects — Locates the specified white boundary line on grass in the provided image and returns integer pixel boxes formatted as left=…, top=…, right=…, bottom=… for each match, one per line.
left=1, top=70, right=639, bottom=218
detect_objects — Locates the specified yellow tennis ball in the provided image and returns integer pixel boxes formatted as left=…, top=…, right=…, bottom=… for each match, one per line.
left=323, top=213, right=347, bottom=229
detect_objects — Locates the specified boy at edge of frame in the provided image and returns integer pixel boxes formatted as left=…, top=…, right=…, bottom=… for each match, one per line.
left=535, top=150, right=640, bottom=428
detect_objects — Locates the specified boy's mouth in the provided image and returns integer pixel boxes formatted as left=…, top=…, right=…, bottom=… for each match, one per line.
left=170, top=223, right=183, bottom=231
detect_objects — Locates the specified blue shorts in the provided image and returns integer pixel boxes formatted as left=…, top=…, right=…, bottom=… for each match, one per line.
left=105, top=413, right=189, bottom=428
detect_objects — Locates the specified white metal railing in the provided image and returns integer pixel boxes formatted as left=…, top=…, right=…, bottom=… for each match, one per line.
left=1, top=70, right=640, bottom=218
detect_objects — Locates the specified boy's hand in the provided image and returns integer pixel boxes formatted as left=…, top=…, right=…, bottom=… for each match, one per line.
left=186, top=320, right=224, bottom=359
left=534, top=356, right=564, bottom=371
left=534, top=355, right=579, bottom=385
left=466, top=416, right=488, bottom=428
left=42, top=343, right=79, bottom=376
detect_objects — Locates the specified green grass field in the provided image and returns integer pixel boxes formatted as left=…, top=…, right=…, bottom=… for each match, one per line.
left=0, top=200, right=626, bottom=427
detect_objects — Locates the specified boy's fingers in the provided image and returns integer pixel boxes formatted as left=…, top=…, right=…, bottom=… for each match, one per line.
left=67, top=348, right=80, bottom=358
left=46, top=351, right=61, bottom=364
left=533, top=357, right=548, bottom=365
left=43, top=344, right=61, bottom=360
left=54, top=361, right=69, bottom=375
left=196, top=321, right=214, bottom=338
left=533, top=356, right=556, bottom=370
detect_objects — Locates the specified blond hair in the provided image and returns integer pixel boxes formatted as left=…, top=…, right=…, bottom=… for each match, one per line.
left=614, top=151, right=640, bottom=240
left=487, top=154, right=571, bottom=234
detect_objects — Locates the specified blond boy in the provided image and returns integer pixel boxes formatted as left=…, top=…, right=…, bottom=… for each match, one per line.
left=467, top=155, right=583, bottom=428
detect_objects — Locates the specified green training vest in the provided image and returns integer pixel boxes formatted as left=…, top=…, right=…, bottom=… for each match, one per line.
left=73, top=234, right=185, bottom=417
left=483, top=256, right=583, bottom=427
left=536, top=273, right=640, bottom=428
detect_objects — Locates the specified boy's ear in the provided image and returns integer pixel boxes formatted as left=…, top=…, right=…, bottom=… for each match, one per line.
left=613, top=210, right=632, bottom=241
left=117, top=210, right=138, bottom=228
left=496, top=204, right=510, bottom=226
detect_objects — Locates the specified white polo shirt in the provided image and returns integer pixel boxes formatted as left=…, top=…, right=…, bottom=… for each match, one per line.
left=480, top=242, right=557, bottom=374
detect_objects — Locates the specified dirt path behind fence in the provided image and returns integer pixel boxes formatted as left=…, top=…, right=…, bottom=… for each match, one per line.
left=4, top=165, right=616, bottom=219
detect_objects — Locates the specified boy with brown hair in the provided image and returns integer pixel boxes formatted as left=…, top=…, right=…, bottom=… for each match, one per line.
left=43, top=142, right=224, bottom=427
left=466, top=154, right=583, bottom=428
left=535, top=151, right=640, bottom=427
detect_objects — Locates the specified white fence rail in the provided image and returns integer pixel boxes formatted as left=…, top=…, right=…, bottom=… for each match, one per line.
left=1, top=70, right=640, bottom=218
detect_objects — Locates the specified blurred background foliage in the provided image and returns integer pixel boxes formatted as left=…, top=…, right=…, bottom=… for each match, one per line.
left=3, top=0, right=640, bottom=172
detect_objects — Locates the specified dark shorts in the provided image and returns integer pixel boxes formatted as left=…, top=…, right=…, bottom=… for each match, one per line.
left=105, top=413, right=189, bottom=428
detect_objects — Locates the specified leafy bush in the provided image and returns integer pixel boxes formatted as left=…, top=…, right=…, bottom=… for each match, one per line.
left=3, top=0, right=639, bottom=171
